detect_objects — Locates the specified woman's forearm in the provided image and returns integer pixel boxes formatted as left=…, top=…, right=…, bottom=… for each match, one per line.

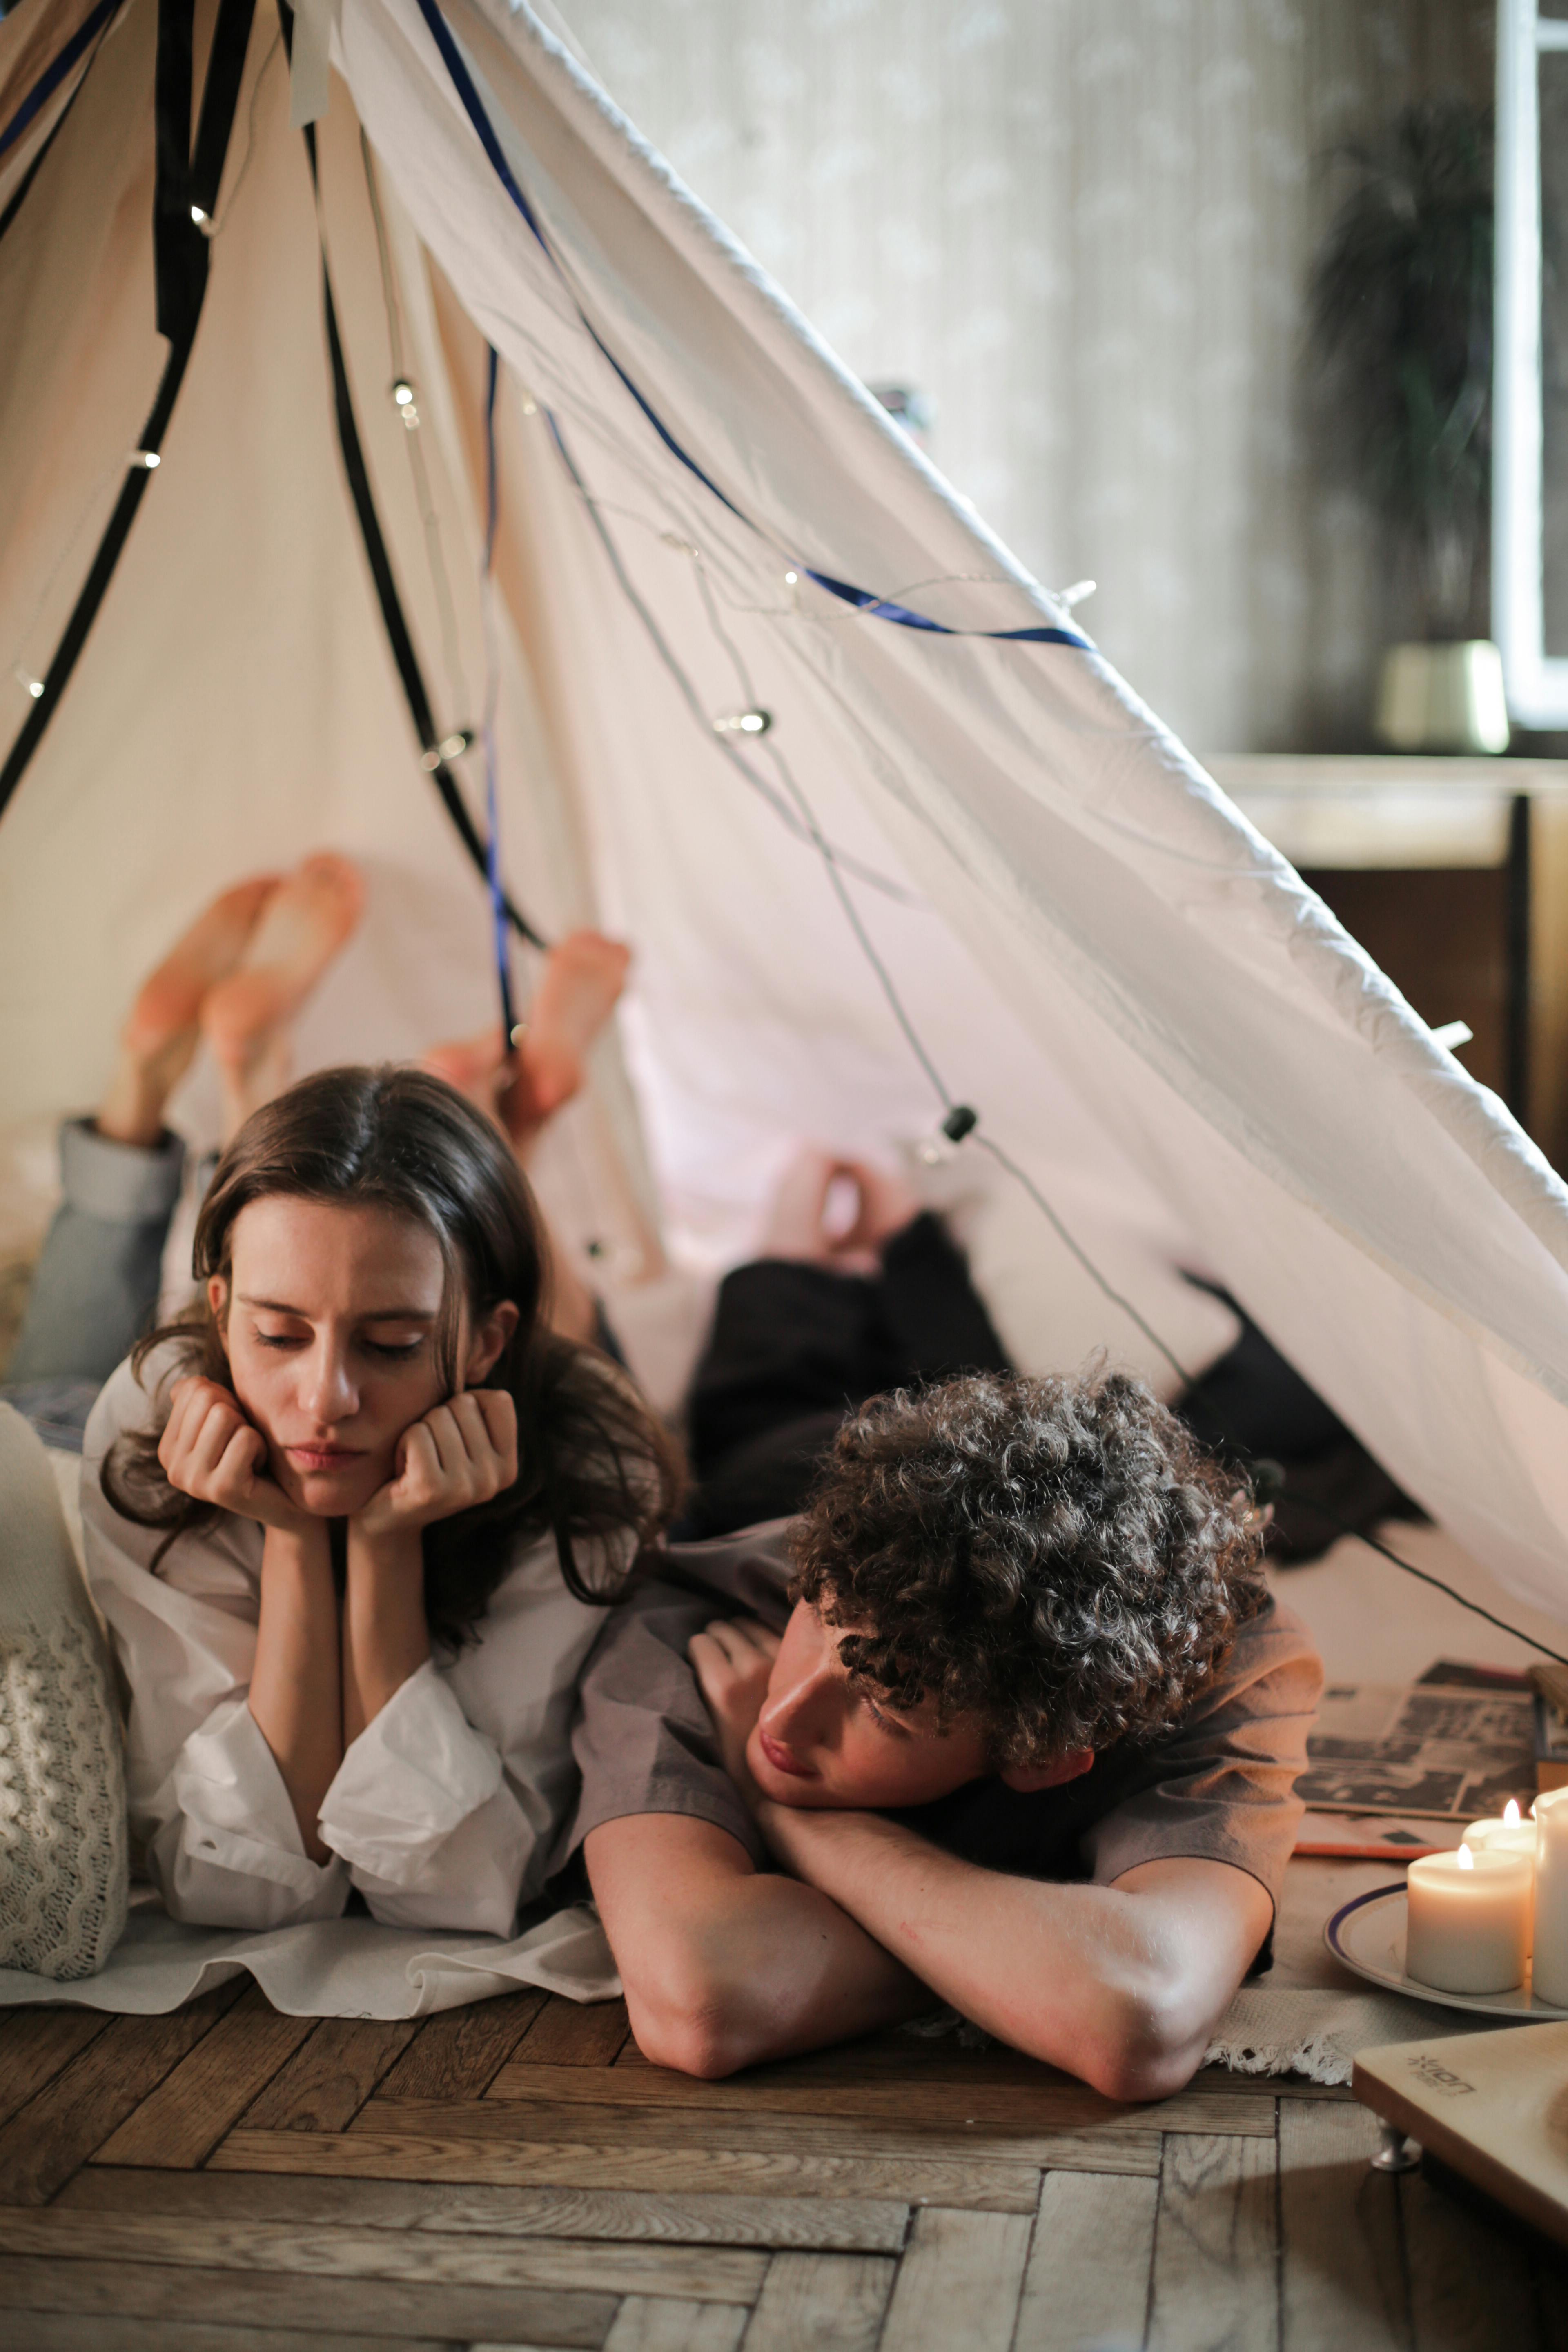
left=247, top=1523, right=343, bottom=1861
left=341, top=1527, right=431, bottom=1745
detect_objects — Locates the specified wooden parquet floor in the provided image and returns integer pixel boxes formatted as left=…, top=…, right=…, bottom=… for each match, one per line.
left=0, top=1982, right=1562, bottom=2351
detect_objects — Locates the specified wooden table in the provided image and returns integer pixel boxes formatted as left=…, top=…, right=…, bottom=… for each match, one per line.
left=1208, top=754, right=1568, bottom=1134
left=0, top=1859, right=1557, bottom=2351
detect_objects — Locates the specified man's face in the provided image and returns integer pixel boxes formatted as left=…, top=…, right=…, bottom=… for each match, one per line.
left=745, top=1599, right=998, bottom=1810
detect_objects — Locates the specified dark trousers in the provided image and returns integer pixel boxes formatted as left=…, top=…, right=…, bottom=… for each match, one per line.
left=679, top=1212, right=1011, bottom=1538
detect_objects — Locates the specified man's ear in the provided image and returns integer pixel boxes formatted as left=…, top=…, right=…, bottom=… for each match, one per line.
left=999, top=1746, right=1094, bottom=1795
left=464, top=1299, right=520, bottom=1387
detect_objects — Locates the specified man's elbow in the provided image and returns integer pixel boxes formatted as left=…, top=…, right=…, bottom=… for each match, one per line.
left=1076, top=1977, right=1215, bottom=2105
left=621, top=1951, right=771, bottom=2080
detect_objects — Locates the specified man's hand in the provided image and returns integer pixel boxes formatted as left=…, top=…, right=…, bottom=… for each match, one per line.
left=691, top=1617, right=780, bottom=1796
left=158, top=1375, right=308, bottom=1534
left=353, top=1390, right=519, bottom=1544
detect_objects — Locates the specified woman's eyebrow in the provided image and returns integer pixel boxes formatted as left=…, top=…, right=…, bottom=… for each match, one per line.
left=236, top=1295, right=437, bottom=1320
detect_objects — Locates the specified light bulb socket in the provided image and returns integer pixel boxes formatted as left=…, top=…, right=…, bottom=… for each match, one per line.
left=940, top=1104, right=978, bottom=1143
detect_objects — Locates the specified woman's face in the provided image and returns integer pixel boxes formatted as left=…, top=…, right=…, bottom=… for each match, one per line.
left=212, top=1196, right=510, bottom=1518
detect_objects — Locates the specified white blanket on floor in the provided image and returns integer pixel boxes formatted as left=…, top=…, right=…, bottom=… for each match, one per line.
left=0, top=1899, right=619, bottom=2018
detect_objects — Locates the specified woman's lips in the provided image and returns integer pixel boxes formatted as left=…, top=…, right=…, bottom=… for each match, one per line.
left=285, top=1444, right=365, bottom=1473
left=757, top=1730, right=816, bottom=1780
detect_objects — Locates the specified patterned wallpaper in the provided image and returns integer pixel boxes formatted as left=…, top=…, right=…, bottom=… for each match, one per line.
left=554, top=0, right=1493, bottom=753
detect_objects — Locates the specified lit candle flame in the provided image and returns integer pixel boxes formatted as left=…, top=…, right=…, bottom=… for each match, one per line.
left=1503, top=1798, right=1521, bottom=1826
left=1457, top=1844, right=1475, bottom=1871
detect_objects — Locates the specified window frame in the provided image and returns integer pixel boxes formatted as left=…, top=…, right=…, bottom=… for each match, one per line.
left=1496, top=0, right=1568, bottom=722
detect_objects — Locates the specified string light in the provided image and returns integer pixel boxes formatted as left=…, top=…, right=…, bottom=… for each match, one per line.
left=714, top=708, right=771, bottom=736
left=1057, top=579, right=1096, bottom=608
left=14, top=668, right=43, bottom=699
left=391, top=379, right=421, bottom=429
left=419, top=728, right=474, bottom=770
left=129, top=451, right=160, bottom=470
left=189, top=205, right=214, bottom=236
left=784, top=570, right=799, bottom=585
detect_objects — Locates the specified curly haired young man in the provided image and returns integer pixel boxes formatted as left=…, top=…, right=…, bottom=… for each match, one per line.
left=563, top=1366, right=1323, bottom=2102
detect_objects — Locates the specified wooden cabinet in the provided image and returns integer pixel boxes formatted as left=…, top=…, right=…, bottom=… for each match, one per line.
left=1207, top=756, right=1568, bottom=1170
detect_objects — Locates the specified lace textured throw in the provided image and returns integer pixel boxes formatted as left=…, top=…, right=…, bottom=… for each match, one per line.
left=0, top=1403, right=127, bottom=1977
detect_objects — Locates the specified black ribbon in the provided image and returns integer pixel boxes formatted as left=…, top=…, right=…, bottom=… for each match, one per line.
left=0, top=0, right=256, bottom=826
left=281, top=2, right=542, bottom=947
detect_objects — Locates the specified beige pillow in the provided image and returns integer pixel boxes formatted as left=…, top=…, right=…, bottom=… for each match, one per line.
left=0, top=1402, right=128, bottom=1977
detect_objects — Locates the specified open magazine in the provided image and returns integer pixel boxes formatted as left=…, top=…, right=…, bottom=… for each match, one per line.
left=1292, top=1663, right=1536, bottom=1855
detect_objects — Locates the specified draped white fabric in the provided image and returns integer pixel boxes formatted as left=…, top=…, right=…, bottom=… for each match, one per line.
left=4, top=0, right=1568, bottom=1624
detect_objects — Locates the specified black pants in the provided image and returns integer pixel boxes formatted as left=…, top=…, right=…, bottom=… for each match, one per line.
left=677, top=1219, right=1412, bottom=1557
left=679, top=1212, right=1010, bottom=1538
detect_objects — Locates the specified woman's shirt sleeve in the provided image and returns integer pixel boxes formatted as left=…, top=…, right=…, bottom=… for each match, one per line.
left=316, top=1532, right=615, bottom=1935
left=80, top=1356, right=349, bottom=1930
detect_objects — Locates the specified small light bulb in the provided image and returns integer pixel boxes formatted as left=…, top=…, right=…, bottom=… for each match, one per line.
left=509, top=1022, right=528, bottom=1048
left=130, top=450, right=160, bottom=469
left=26, top=677, right=43, bottom=699
left=784, top=570, right=799, bottom=586
left=713, top=709, right=773, bottom=737
left=392, top=380, right=415, bottom=406
left=520, top=395, right=539, bottom=417
left=437, top=730, right=472, bottom=762
left=1058, top=579, right=1097, bottom=609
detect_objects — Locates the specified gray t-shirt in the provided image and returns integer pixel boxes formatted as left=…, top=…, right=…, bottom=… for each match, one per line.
left=559, top=1520, right=1323, bottom=1915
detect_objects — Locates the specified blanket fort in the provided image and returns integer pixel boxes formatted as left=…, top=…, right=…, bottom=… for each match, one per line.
left=2, top=0, right=1568, bottom=1630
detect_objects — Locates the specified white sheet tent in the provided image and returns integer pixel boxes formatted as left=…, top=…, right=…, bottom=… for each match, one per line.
left=4, top=0, right=1568, bottom=1636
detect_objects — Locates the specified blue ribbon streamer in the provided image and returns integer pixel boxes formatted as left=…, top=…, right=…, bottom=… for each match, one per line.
left=481, top=343, right=519, bottom=1049
left=0, top=0, right=120, bottom=162
left=411, top=0, right=1090, bottom=655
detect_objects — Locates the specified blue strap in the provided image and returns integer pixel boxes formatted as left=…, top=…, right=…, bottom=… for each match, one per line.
left=410, top=0, right=1090, bottom=655
left=481, top=343, right=519, bottom=1047
left=805, top=568, right=1087, bottom=648
left=0, top=0, right=120, bottom=162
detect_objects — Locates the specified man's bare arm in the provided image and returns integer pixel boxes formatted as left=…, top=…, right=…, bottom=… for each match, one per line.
left=755, top=1802, right=1272, bottom=2102
left=584, top=1813, right=929, bottom=2078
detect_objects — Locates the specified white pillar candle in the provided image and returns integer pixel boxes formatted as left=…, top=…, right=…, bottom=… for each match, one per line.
left=1462, top=1797, right=1535, bottom=1859
left=1533, top=1788, right=1568, bottom=2007
left=1405, top=1846, right=1532, bottom=1994
left=1462, top=1798, right=1537, bottom=1951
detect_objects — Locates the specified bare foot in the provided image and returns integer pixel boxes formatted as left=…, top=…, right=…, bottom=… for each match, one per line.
left=98, top=875, right=281, bottom=1147
left=512, top=930, right=631, bottom=1133
left=760, top=1149, right=920, bottom=1274
left=424, top=931, right=631, bottom=1154
left=200, top=853, right=365, bottom=1136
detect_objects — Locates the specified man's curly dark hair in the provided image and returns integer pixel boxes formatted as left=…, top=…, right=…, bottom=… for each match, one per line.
left=788, top=1368, right=1267, bottom=1768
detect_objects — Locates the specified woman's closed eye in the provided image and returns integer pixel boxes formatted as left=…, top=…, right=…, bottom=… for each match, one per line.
left=249, top=1326, right=428, bottom=1360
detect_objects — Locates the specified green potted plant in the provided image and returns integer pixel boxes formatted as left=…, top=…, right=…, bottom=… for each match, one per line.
left=1310, top=99, right=1506, bottom=751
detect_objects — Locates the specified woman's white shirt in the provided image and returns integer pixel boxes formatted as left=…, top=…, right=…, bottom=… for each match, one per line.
left=81, top=1348, right=624, bottom=1937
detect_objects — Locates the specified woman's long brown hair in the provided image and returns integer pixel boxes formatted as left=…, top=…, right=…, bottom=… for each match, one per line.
left=100, top=1065, right=683, bottom=1646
